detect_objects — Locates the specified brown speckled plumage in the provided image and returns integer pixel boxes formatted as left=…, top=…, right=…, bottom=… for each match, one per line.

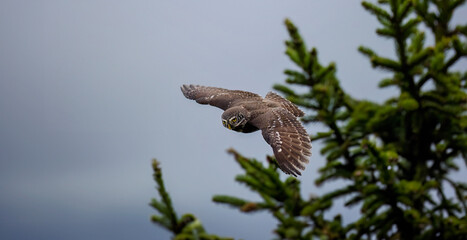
left=181, top=84, right=311, bottom=176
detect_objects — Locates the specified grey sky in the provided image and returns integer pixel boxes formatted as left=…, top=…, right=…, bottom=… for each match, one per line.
left=0, top=1, right=465, bottom=240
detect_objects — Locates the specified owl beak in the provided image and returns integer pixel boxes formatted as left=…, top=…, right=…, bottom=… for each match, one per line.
left=227, top=124, right=232, bottom=130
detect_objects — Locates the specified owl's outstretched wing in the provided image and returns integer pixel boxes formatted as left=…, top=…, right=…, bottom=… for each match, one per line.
left=252, top=108, right=311, bottom=176
left=264, top=92, right=304, bottom=117
left=181, top=84, right=262, bottom=110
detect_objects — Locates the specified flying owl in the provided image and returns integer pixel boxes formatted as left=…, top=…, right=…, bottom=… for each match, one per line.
left=181, top=84, right=311, bottom=176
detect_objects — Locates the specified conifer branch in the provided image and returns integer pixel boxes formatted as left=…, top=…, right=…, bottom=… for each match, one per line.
left=150, top=159, right=233, bottom=239
left=150, top=159, right=178, bottom=232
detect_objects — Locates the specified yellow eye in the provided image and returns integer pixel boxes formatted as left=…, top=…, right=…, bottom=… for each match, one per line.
left=231, top=117, right=237, bottom=123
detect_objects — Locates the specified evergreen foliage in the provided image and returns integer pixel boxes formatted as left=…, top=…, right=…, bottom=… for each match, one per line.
left=151, top=0, right=466, bottom=239
left=150, top=159, right=233, bottom=240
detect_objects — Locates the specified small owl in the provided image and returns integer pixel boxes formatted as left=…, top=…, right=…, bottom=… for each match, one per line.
left=181, top=84, right=311, bottom=176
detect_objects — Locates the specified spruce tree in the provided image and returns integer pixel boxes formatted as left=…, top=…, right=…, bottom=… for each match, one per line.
left=150, top=1, right=467, bottom=239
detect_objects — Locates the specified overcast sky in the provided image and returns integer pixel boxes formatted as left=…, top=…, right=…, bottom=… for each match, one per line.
left=0, top=1, right=466, bottom=240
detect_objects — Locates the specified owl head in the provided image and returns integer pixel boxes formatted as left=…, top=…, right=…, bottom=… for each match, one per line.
left=221, top=106, right=249, bottom=131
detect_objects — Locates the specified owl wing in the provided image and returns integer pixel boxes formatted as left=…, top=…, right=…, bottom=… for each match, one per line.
left=264, top=92, right=304, bottom=117
left=181, top=84, right=262, bottom=110
left=252, top=108, right=311, bottom=176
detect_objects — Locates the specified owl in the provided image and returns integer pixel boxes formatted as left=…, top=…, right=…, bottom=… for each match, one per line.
left=181, top=84, right=311, bottom=176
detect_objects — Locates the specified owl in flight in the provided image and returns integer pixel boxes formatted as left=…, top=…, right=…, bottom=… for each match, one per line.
left=181, top=84, right=311, bottom=176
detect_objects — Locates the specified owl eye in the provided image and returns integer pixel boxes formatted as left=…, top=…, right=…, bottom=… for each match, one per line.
left=231, top=117, right=237, bottom=123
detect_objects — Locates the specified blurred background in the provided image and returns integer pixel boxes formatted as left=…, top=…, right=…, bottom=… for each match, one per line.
left=0, top=1, right=465, bottom=239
